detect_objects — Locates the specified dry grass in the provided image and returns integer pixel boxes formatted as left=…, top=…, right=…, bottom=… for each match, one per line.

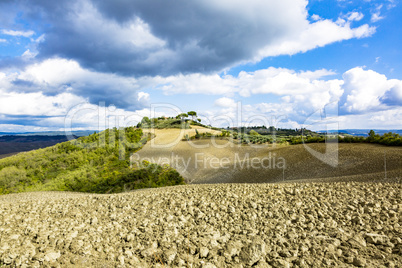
left=134, top=128, right=402, bottom=184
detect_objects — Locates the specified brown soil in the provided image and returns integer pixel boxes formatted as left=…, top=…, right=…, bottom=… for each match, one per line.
left=0, top=182, right=401, bottom=267
left=135, top=129, right=402, bottom=184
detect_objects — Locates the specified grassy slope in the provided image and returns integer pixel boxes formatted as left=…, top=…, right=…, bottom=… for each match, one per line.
left=0, top=127, right=185, bottom=194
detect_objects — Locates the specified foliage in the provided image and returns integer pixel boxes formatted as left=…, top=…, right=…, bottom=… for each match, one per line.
left=249, top=130, right=259, bottom=136
left=187, top=111, right=197, bottom=121
left=138, top=117, right=190, bottom=129
left=176, top=113, right=188, bottom=120
left=288, top=131, right=402, bottom=146
left=0, top=127, right=185, bottom=195
left=342, top=131, right=402, bottom=146
left=232, top=133, right=274, bottom=144
left=231, top=126, right=318, bottom=137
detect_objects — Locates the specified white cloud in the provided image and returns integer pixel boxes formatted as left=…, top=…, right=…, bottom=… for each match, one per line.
left=311, top=14, right=321, bottom=21
left=1, top=57, right=401, bottom=131
left=214, top=97, right=237, bottom=108
left=346, top=12, right=364, bottom=22
left=340, top=67, right=391, bottom=113
left=15, top=58, right=145, bottom=109
left=257, top=19, right=375, bottom=58
left=1, top=29, right=35, bottom=37
left=0, top=39, right=6, bottom=43
left=137, top=92, right=150, bottom=102
left=151, top=73, right=237, bottom=95
left=0, top=90, right=86, bottom=116
left=371, top=13, right=384, bottom=22
left=337, top=108, right=402, bottom=129
left=22, top=49, right=37, bottom=60
left=371, top=5, right=385, bottom=22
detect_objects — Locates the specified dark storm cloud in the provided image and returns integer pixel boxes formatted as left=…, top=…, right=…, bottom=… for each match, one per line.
left=3, top=0, right=303, bottom=77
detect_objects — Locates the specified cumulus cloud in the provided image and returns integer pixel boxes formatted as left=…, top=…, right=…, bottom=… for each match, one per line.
left=339, top=67, right=401, bottom=114
left=0, top=91, right=86, bottom=116
left=214, top=97, right=237, bottom=108
left=152, top=67, right=402, bottom=125
left=4, top=58, right=148, bottom=110
left=380, top=81, right=402, bottom=106
left=1, top=0, right=376, bottom=76
left=258, top=19, right=375, bottom=58
left=1, top=62, right=401, bottom=130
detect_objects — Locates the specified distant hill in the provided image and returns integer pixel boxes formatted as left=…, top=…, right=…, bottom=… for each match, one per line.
left=0, top=130, right=97, bottom=137
left=0, top=135, right=75, bottom=157
left=323, top=129, right=402, bottom=136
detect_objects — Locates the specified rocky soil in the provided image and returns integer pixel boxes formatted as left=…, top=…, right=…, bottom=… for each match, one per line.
left=0, top=182, right=401, bottom=267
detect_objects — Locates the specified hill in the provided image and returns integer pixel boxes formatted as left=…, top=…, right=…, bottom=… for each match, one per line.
left=134, top=128, right=402, bottom=184
left=0, top=128, right=184, bottom=194
left=0, top=135, right=74, bottom=158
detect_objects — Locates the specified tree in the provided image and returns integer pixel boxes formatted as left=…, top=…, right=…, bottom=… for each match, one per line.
left=197, top=118, right=201, bottom=123
left=187, top=111, right=197, bottom=121
left=249, top=130, right=259, bottom=136
left=141, top=117, right=151, bottom=126
left=368, top=130, right=375, bottom=142
left=176, top=113, right=188, bottom=120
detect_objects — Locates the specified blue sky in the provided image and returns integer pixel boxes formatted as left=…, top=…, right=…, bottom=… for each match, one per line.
left=0, top=0, right=401, bottom=132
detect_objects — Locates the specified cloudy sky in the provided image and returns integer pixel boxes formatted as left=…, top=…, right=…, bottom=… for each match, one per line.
left=0, top=0, right=401, bottom=132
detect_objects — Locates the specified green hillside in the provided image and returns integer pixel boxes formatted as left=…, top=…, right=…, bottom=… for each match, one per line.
left=0, top=127, right=184, bottom=194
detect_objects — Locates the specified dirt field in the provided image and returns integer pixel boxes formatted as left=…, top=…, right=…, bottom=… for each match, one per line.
left=135, top=128, right=402, bottom=184
left=0, top=182, right=400, bottom=267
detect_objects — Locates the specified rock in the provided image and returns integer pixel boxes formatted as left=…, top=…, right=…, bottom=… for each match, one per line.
left=224, top=241, right=242, bottom=259
left=163, top=249, right=176, bottom=264
left=117, top=255, right=124, bottom=265
left=90, top=217, right=98, bottom=225
left=353, top=257, right=366, bottom=267
left=365, top=233, right=390, bottom=245
left=199, top=247, right=209, bottom=258
left=239, top=237, right=267, bottom=266
left=202, top=263, right=217, bottom=268
left=254, top=259, right=271, bottom=268
left=270, top=259, right=290, bottom=268
left=44, top=251, right=61, bottom=262
left=348, top=235, right=367, bottom=248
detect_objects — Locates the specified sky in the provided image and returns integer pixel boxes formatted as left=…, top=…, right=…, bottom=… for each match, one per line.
left=0, top=0, right=401, bottom=132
